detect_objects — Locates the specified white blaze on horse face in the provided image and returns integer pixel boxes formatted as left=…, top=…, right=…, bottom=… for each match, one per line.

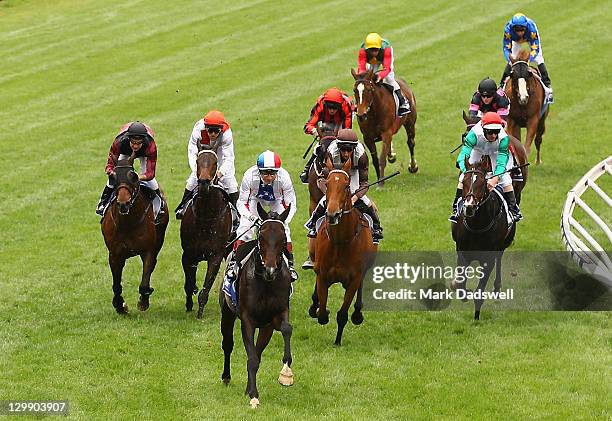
left=518, top=78, right=529, bottom=103
left=357, top=83, right=364, bottom=105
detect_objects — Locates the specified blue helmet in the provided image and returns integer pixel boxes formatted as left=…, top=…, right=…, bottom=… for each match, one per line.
left=511, top=13, right=528, bottom=28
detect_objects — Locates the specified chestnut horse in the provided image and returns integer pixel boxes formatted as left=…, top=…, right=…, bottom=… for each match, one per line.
left=461, top=111, right=529, bottom=204
left=101, top=157, right=169, bottom=313
left=220, top=204, right=294, bottom=409
left=504, top=49, right=549, bottom=165
left=351, top=68, right=417, bottom=185
left=451, top=157, right=521, bottom=320
left=180, top=146, right=233, bottom=318
left=309, top=158, right=377, bottom=345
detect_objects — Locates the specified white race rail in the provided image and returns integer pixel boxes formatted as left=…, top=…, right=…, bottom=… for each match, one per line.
left=561, top=156, right=612, bottom=287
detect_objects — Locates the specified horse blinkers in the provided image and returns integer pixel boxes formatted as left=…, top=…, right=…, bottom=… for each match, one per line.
left=463, top=170, right=488, bottom=218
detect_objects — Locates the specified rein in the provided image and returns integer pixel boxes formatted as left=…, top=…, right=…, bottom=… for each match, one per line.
left=462, top=170, right=504, bottom=233
left=325, top=169, right=360, bottom=245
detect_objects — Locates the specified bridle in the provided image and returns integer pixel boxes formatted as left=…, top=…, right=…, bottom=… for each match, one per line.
left=354, top=79, right=375, bottom=118
left=114, top=164, right=140, bottom=215
left=463, top=168, right=492, bottom=213
left=462, top=168, right=504, bottom=233
left=197, top=149, right=219, bottom=185
left=255, top=219, right=287, bottom=276
left=327, top=169, right=352, bottom=221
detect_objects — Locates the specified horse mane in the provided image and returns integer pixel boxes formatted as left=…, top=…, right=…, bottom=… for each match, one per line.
left=516, top=48, right=530, bottom=62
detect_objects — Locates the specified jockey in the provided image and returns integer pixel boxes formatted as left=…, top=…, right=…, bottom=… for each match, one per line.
left=175, top=110, right=239, bottom=219
left=305, top=128, right=383, bottom=243
left=96, top=121, right=165, bottom=223
left=468, top=78, right=510, bottom=122
left=499, top=13, right=552, bottom=91
left=358, top=32, right=411, bottom=117
left=449, top=112, right=523, bottom=224
left=300, top=88, right=354, bottom=184
left=224, top=150, right=298, bottom=282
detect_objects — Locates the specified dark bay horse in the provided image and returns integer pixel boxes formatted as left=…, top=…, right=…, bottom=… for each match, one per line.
left=309, top=158, right=377, bottom=345
left=180, top=146, right=233, bottom=318
left=461, top=111, right=529, bottom=204
left=451, top=157, right=519, bottom=320
left=504, top=49, right=549, bottom=165
left=307, top=122, right=340, bottom=214
left=220, top=204, right=294, bottom=409
left=101, top=157, right=169, bottom=313
left=351, top=68, right=417, bottom=185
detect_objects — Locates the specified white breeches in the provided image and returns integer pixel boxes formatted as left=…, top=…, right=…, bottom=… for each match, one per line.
left=185, top=171, right=238, bottom=193
left=511, top=41, right=544, bottom=65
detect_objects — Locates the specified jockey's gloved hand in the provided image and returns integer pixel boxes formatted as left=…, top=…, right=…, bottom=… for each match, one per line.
left=247, top=214, right=260, bottom=224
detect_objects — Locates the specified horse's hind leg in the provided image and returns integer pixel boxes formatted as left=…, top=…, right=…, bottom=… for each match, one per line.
left=404, top=121, right=418, bottom=173
left=220, top=297, right=237, bottom=385
left=137, top=252, right=156, bottom=311
left=378, top=133, right=392, bottom=185
left=278, top=310, right=294, bottom=386
left=316, top=276, right=330, bottom=325
left=493, top=253, right=503, bottom=293
left=109, top=254, right=128, bottom=314
left=197, top=254, right=223, bottom=319
left=182, top=253, right=198, bottom=312
left=351, top=281, right=364, bottom=325
left=308, top=282, right=319, bottom=318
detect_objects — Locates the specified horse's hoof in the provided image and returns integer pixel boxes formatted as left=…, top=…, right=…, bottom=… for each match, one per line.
left=249, top=398, right=260, bottom=409
left=278, top=363, right=294, bottom=386
left=351, top=311, right=364, bottom=325
left=388, top=154, right=397, bottom=164
left=450, top=279, right=463, bottom=290
left=409, top=165, right=419, bottom=173
left=308, top=305, right=318, bottom=319
left=317, top=309, right=330, bottom=325
left=186, top=302, right=193, bottom=312
left=115, top=302, right=129, bottom=314
left=536, top=159, right=542, bottom=166
left=196, top=308, right=204, bottom=319
left=222, top=375, right=231, bottom=385
left=474, top=311, right=481, bottom=320
left=137, top=298, right=149, bottom=312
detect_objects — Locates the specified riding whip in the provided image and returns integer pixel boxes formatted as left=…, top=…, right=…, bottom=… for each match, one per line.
left=351, top=171, right=400, bottom=197
left=486, top=163, right=530, bottom=179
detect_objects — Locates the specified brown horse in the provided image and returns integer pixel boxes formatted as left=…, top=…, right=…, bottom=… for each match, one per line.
left=461, top=111, right=529, bottom=204
left=307, top=123, right=339, bottom=214
left=351, top=68, right=417, bottom=185
left=180, top=146, right=233, bottom=318
left=101, top=157, right=169, bottom=313
left=504, top=49, right=549, bottom=165
left=451, top=157, right=520, bottom=320
left=220, top=204, right=294, bottom=409
left=309, top=158, right=377, bottom=345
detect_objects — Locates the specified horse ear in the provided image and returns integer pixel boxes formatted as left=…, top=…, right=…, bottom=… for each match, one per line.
left=351, top=68, right=358, bottom=80
left=342, top=156, right=352, bottom=173
left=366, top=69, right=374, bottom=80
left=462, top=110, right=469, bottom=124
left=278, top=204, right=291, bottom=223
left=325, top=156, right=333, bottom=171
left=196, top=139, right=203, bottom=152
left=128, top=151, right=136, bottom=166
left=509, top=54, right=516, bottom=64
left=464, top=156, right=470, bottom=170
left=256, top=202, right=268, bottom=221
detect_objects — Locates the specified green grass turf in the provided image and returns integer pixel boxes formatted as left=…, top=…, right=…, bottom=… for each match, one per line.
left=1, top=0, right=611, bottom=419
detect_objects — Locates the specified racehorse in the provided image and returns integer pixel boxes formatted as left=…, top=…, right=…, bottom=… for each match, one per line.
left=220, top=203, right=294, bottom=409
left=309, top=158, right=377, bottom=345
left=351, top=68, right=417, bottom=185
left=307, top=122, right=340, bottom=214
left=461, top=110, right=529, bottom=204
left=101, top=156, right=169, bottom=314
left=451, top=157, right=521, bottom=320
left=180, top=145, right=233, bottom=318
left=504, top=49, right=549, bottom=165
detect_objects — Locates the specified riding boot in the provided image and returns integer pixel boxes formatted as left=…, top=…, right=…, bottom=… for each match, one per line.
left=284, top=250, right=299, bottom=281
left=448, top=188, right=463, bottom=223
left=537, top=63, right=552, bottom=88
left=394, top=89, right=411, bottom=116
left=361, top=204, right=383, bottom=243
left=503, top=190, right=523, bottom=222
left=223, top=250, right=238, bottom=285
left=299, top=153, right=316, bottom=184
left=499, top=63, right=511, bottom=89
left=174, top=188, right=193, bottom=220
left=306, top=201, right=326, bottom=238
left=153, top=189, right=166, bottom=224
left=96, top=185, right=114, bottom=216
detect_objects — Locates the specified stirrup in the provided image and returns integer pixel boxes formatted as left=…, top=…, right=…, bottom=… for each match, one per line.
left=302, top=258, right=314, bottom=270
left=448, top=213, right=459, bottom=223
left=307, top=228, right=317, bottom=238
left=398, top=104, right=411, bottom=116
left=289, top=267, right=299, bottom=281
left=299, top=170, right=309, bottom=184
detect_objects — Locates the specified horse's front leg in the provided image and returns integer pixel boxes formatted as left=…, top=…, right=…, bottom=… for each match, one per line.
left=109, top=253, right=128, bottom=314
left=335, top=279, right=359, bottom=346
left=493, top=252, right=503, bottom=293
left=138, top=251, right=156, bottom=311
left=197, top=254, right=223, bottom=319
left=308, top=280, right=319, bottom=318
left=351, top=279, right=364, bottom=325
left=525, top=116, right=540, bottom=164
left=316, top=275, right=330, bottom=325
left=277, top=310, right=294, bottom=386
left=182, top=252, right=198, bottom=312
left=220, top=296, right=237, bottom=385
left=473, top=259, right=494, bottom=320
left=378, top=132, right=393, bottom=186
left=241, top=318, right=260, bottom=408
left=364, top=138, right=381, bottom=181
left=404, top=119, right=418, bottom=173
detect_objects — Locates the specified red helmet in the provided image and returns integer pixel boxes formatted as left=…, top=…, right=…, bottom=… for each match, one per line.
left=323, top=88, right=344, bottom=105
left=203, top=110, right=227, bottom=127
left=481, top=112, right=504, bottom=130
